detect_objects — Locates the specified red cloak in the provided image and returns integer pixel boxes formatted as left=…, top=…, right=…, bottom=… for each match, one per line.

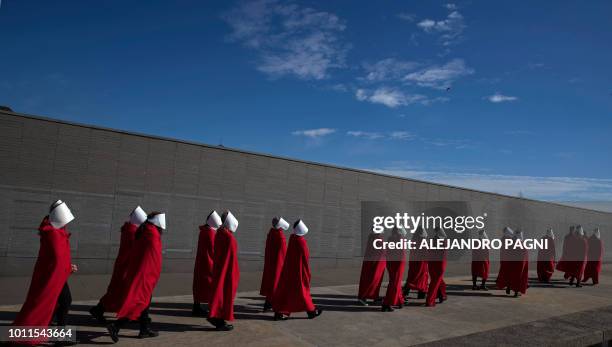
left=560, top=235, right=588, bottom=280
left=260, top=228, right=287, bottom=301
left=404, top=235, right=428, bottom=292
left=496, top=236, right=528, bottom=293
left=555, top=233, right=573, bottom=272
left=272, top=234, right=315, bottom=315
left=13, top=217, right=72, bottom=345
left=583, top=236, right=603, bottom=284
left=383, top=232, right=406, bottom=306
left=208, top=227, right=240, bottom=321
left=99, top=222, right=138, bottom=312
left=536, top=236, right=555, bottom=282
left=358, top=233, right=387, bottom=300
left=471, top=247, right=490, bottom=280
left=116, top=222, right=162, bottom=320
left=193, top=224, right=216, bottom=303
left=426, top=248, right=447, bottom=307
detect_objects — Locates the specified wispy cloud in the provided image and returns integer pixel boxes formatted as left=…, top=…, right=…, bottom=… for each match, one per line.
left=404, top=59, right=474, bottom=90
left=347, top=130, right=415, bottom=140
left=356, top=87, right=430, bottom=108
left=223, top=0, right=349, bottom=80
left=416, top=4, right=466, bottom=46
left=397, top=12, right=416, bottom=22
left=361, top=58, right=420, bottom=82
left=390, top=131, right=415, bottom=140
left=488, top=93, right=518, bottom=103
left=423, top=138, right=475, bottom=149
left=292, top=128, right=336, bottom=138
left=369, top=166, right=612, bottom=202
left=346, top=131, right=384, bottom=140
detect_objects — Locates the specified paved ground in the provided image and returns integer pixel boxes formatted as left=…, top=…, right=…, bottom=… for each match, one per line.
left=1, top=269, right=610, bottom=346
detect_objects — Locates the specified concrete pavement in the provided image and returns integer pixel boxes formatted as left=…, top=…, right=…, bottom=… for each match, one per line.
left=1, top=268, right=611, bottom=346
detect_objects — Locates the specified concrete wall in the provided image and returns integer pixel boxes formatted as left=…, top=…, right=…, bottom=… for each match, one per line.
left=1, top=110, right=611, bottom=278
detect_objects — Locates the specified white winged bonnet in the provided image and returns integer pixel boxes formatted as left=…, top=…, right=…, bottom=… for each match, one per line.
left=129, top=206, right=147, bottom=226
left=293, top=219, right=309, bottom=236
left=273, top=217, right=290, bottom=231
left=222, top=211, right=239, bottom=233
left=148, top=213, right=166, bottom=230
left=206, top=210, right=222, bottom=229
left=49, top=200, right=75, bottom=229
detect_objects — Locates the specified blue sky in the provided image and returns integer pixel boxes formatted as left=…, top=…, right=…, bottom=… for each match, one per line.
left=1, top=1, right=611, bottom=203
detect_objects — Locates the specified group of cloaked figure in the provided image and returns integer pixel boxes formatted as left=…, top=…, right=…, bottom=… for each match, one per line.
left=11, top=201, right=322, bottom=346
left=357, top=224, right=603, bottom=312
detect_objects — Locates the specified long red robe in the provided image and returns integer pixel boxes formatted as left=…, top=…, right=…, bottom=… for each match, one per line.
left=193, top=224, right=216, bottom=303
left=99, top=222, right=138, bottom=312
left=260, top=228, right=287, bottom=301
left=471, top=247, right=490, bottom=280
left=536, top=236, right=556, bottom=282
left=12, top=217, right=72, bottom=345
left=116, top=223, right=162, bottom=320
left=272, top=234, right=315, bottom=315
left=560, top=235, right=588, bottom=280
left=358, top=233, right=387, bottom=300
left=556, top=233, right=573, bottom=273
left=583, top=236, right=603, bottom=284
left=383, top=232, right=406, bottom=306
left=404, top=234, right=428, bottom=292
left=208, top=227, right=240, bottom=321
left=496, top=236, right=528, bottom=293
left=426, top=248, right=447, bottom=307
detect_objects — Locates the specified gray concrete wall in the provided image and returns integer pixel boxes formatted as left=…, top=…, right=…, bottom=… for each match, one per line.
left=1, top=110, right=611, bottom=279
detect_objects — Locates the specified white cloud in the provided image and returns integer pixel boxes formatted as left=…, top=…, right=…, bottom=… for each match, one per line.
left=445, top=3, right=458, bottom=10
left=223, top=0, right=348, bottom=80
left=369, top=167, right=612, bottom=202
left=362, top=58, right=420, bottom=82
left=416, top=5, right=466, bottom=46
left=355, top=87, right=429, bottom=108
left=347, top=131, right=385, bottom=140
left=390, top=131, right=415, bottom=140
left=347, top=130, right=415, bottom=140
left=397, top=12, right=416, bottom=22
left=488, top=93, right=518, bottom=103
left=404, top=59, right=473, bottom=90
left=292, top=128, right=336, bottom=138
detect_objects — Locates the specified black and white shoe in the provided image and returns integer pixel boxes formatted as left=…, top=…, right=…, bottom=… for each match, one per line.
left=357, top=298, right=369, bottom=306
left=274, top=313, right=289, bottom=321
left=106, top=323, right=120, bottom=343
left=307, top=308, right=322, bottom=319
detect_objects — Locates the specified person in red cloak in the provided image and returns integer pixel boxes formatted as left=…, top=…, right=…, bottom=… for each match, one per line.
left=12, top=200, right=77, bottom=346
left=497, top=228, right=529, bottom=297
left=496, top=226, right=520, bottom=296
left=471, top=230, right=490, bottom=290
left=403, top=227, right=429, bottom=300
left=556, top=226, right=575, bottom=274
left=90, top=206, right=148, bottom=323
left=206, top=210, right=240, bottom=331
left=561, top=225, right=588, bottom=287
left=537, top=228, right=556, bottom=283
left=583, top=228, right=603, bottom=285
left=426, top=228, right=448, bottom=307
left=260, top=216, right=289, bottom=312
left=106, top=212, right=165, bottom=343
left=272, top=220, right=322, bottom=320
left=192, top=210, right=222, bottom=316
left=357, top=227, right=386, bottom=306
left=382, top=227, right=407, bottom=312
